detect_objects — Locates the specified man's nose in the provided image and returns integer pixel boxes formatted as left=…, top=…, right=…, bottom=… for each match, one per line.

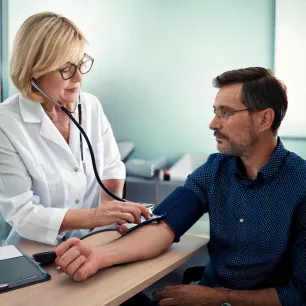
left=209, top=115, right=221, bottom=131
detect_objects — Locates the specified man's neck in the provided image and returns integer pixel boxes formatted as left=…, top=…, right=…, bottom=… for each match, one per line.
left=240, top=135, right=278, bottom=180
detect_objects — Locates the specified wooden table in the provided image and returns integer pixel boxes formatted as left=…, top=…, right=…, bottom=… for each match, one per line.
left=0, top=232, right=208, bottom=306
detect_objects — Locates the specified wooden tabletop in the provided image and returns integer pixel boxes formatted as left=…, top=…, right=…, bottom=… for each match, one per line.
left=0, top=232, right=208, bottom=306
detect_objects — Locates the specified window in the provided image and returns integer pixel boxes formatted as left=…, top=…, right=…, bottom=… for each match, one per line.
left=275, top=0, right=306, bottom=137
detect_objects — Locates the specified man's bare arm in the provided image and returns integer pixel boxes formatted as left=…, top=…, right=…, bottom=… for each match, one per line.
left=55, top=221, right=175, bottom=281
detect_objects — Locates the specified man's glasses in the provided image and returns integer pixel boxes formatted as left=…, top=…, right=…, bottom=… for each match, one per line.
left=58, top=53, right=94, bottom=80
left=214, top=107, right=249, bottom=120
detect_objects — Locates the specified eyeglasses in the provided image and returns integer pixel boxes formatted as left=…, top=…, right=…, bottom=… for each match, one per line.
left=214, top=107, right=249, bottom=120
left=58, top=53, right=94, bottom=80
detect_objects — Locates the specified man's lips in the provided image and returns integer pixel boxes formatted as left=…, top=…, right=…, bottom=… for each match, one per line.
left=214, top=133, right=225, bottom=139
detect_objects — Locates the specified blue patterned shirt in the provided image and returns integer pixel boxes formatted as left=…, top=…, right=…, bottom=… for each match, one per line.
left=180, top=140, right=306, bottom=305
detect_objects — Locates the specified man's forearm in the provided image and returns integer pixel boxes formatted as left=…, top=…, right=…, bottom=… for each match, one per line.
left=95, top=221, right=175, bottom=268
left=216, top=287, right=281, bottom=306
left=99, top=179, right=125, bottom=202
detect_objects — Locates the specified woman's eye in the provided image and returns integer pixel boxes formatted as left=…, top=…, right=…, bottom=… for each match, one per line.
left=62, top=66, right=74, bottom=72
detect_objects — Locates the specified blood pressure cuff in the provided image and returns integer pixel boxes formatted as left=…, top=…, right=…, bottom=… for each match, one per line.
left=153, top=186, right=205, bottom=242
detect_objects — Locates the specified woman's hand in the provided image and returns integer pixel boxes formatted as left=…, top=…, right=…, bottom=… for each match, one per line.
left=91, top=200, right=151, bottom=227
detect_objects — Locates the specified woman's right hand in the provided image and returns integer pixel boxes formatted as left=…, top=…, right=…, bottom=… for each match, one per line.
left=91, top=200, right=151, bottom=227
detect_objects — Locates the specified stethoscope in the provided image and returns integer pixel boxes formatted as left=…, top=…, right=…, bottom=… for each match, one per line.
left=76, top=102, right=86, bottom=174
left=78, top=103, right=84, bottom=163
left=31, top=79, right=126, bottom=202
left=30, top=80, right=164, bottom=263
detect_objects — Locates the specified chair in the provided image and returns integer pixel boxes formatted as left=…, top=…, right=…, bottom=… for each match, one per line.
left=182, top=266, right=206, bottom=284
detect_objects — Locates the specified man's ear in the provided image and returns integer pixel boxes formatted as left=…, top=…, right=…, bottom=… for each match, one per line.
left=258, top=108, right=275, bottom=132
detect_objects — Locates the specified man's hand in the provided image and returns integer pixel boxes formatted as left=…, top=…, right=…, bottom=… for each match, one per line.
left=55, top=238, right=105, bottom=281
left=152, top=284, right=227, bottom=306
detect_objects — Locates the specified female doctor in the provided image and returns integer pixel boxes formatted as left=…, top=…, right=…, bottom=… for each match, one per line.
left=0, top=12, right=150, bottom=245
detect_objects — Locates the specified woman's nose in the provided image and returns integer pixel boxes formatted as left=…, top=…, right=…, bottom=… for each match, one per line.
left=72, top=68, right=83, bottom=82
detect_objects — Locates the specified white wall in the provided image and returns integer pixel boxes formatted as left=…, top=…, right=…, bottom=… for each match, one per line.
left=275, top=0, right=306, bottom=138
left=5, top=0, right=275, bottom=161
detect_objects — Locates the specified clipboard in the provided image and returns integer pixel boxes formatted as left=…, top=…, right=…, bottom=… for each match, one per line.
left=0, top=245, right=51, bottom=293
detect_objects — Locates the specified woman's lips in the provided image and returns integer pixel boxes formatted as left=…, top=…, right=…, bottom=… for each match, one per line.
left=66, top=88, right=79, bottom=93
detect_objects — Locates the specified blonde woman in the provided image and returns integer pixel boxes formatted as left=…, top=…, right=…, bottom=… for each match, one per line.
left=0, top=12, right=149, bottom=245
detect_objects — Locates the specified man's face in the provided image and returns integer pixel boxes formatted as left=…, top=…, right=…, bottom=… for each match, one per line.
left=209, top=83, right=259, bottom=156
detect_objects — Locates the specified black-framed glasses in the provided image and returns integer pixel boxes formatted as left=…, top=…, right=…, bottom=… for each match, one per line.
left=214, top=107, right=250, bottom=120
left=58, top=53, right=94, bottom=80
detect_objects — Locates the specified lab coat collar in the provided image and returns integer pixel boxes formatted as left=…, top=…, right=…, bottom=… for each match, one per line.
left=19, top=95, right=45, bottom=123
left=19, top=95, right=73, bottom=155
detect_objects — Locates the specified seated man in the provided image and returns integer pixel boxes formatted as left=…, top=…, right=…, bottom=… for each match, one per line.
left=55, top=67, right=306, bottom=305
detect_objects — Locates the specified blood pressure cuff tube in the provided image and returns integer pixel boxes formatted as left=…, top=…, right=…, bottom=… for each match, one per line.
left=153, top=186, right=205, bottom=242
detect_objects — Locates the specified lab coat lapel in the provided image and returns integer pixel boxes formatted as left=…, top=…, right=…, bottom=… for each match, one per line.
left=19, top=95, right=73, bottom=155
left=40, top=115, right=72, bottom=154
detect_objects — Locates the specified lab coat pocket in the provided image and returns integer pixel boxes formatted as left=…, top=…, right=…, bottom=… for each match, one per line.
left=38, top=164, right=68, bottom=207
left=39, top=164, right=62, bottom=184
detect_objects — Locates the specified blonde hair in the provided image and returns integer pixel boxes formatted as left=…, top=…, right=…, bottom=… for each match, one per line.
left=10, top=12, right=87, bottom=101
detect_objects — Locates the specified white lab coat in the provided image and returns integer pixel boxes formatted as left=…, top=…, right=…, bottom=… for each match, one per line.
left=0, top=92, right=125, bottom=245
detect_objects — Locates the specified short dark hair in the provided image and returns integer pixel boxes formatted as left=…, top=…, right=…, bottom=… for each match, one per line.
left=212, top=67, right=288, bottom=134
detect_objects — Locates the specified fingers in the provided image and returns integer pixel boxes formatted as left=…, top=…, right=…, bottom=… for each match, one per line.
left=55, top=237, right=80, bottom=258
left=123, top=202, right=151, bottom=219
left=98, top=200, right=152, bottom=225
left=65, top=255, right=87, bottom=277
left=133, top=203, right=151, bottom=219
left=159, top=298, right=177, bottom=306
left=55, top=238, right=91, bottom=275
left=118, top=203, right=151, bottom=224
left=120, top=206, right=141, bottom=223
left=117, top=212, right=136, bottom=224
left=152, top=289, right=167, bottom=301
left=72, top=262, right=94, bottom=282
left=116, top=224, right=128, bottom=235
left=152, top=286, right=178, bottom=302
left=56, top=245, right=81, bottom=271
left=120, top=201, right=151, bottom=218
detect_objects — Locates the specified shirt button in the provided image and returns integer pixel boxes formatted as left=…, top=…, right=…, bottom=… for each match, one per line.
left=239, top=218, right=244, bottom=223
left=75, top=199, right=80, bottom=204
left=74, top=167, right=79, bottom=172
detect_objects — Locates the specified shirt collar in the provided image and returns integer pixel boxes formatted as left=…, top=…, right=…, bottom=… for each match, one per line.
left=234, top=138, right=288, bottom=183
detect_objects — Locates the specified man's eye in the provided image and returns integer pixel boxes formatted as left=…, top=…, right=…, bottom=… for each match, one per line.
left=220, top=109, right=228, bottom=116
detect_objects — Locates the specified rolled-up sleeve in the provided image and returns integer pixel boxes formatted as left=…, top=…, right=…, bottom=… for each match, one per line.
left=276, top=200, right=306, bottom=305
left=0, top=128, right=67, bottom=245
